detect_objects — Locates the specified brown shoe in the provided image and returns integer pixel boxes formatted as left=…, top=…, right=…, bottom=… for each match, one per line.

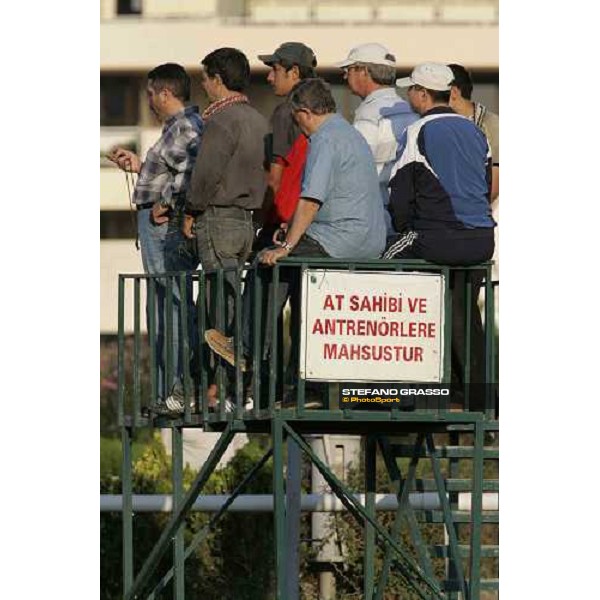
left=204, top=329, right=247, bottom=372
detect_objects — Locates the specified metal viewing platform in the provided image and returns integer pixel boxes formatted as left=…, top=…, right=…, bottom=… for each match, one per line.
left=116, top=258, right=499, bottom=599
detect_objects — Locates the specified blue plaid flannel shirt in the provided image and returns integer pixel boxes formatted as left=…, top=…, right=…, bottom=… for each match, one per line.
left=133, top=106, right=203, bottom=210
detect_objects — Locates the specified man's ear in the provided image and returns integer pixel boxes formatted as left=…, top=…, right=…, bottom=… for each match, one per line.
left=450, top=86, right=460, bottom=101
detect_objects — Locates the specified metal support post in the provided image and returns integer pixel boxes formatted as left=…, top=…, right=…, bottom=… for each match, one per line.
left=376, top=434, right=435, bottom=600
left=311, top=435, right=341, bottom=600
left=172, top=426, right=185, bottom=599
left=273, top=417, right=287, bottom=600
left=425, top=433, right=467, bottom=598
left=285, top=438, right=302, bottom=600
left=285, top=423, right=444, bottom=600
left=469, top=419, right=485, bottom=599
left=121, top=425, right=133, bottom=596
left=447, top=430, right=461, bottom=600
left=364, top=435, right=376, bottom=599
left=125, top=426, right=235, bottom=600
left=147, top=448, right=274, bottom=599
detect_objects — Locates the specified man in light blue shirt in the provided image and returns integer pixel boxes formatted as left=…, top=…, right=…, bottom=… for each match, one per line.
left=336, top=43, right=419, bottom=235
left=261, top=78, right=386, bottom=264
left=298, top=112, right=386, bottom=258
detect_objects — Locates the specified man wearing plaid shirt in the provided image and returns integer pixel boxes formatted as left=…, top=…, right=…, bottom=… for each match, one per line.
left=108, top=63, right=203, bottom=402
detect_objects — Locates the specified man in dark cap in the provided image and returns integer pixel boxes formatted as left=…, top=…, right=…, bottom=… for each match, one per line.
left=257, top=42, right=318, bottom=244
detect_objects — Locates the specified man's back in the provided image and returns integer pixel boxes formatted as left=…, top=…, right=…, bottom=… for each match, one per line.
left=354, top=88, right=418, bottom=234
left=390, top=107, right=494, bottom=232
left=303, top=114, right=386, bottom=258
left=189, top=102, right=268, bottom=212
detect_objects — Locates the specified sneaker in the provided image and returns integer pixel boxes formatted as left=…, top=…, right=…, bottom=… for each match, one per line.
left=210, top=396, right=255, bottom=414
left=205, top=329, right=247, bottom=372
left=275, top=393, right=323, bottom=410
left=146, top=396, right=193, bottom=417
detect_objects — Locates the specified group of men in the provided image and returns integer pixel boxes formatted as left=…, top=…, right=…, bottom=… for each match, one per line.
left=108, top=43, right=499, bottom=415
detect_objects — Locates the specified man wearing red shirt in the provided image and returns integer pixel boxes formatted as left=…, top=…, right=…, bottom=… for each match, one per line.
left=257, top=42, right=317, bottom=245
left=227, top=43, right=318, bottom=404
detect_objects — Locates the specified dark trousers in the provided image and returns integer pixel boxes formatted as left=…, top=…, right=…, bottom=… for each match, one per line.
left=242, top=234, right=329, bottom=369
left=450, top=269, right=488, bottom=411
left=384, top=228, right=494, bottom=266
left=385, top=228, right=495, bottom=411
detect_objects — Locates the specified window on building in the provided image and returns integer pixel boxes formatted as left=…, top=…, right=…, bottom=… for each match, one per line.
left=100, top=76, right=141, bottom=126
left=101, top=211, right=138, bottom=239
left=117, top=0, right=142, bottom=15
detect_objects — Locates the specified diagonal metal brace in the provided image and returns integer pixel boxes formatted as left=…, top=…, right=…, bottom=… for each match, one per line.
left=125, top=425, right=235, bottom=600
left=375, top=434, right=436, bottom=600
left=425, top=433, right=468, bottom=599
left=282, top=423, right=445, bottom=600
left=147, top=447, right=274, bottom=599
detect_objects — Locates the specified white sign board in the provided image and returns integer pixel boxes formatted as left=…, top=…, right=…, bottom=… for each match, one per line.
left=299, top=270, right=445, bottom=383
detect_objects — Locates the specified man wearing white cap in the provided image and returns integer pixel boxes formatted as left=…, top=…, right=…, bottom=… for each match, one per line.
left=385, top=62, right=495, bottom=264
left=387, top=62, right=496, bottom=412
left=336, top=43, right=418, bottom=236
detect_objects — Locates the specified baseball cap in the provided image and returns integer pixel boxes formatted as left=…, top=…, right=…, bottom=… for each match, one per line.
left=258, top=42, right=317, bottom=68
left=396, top=62, right=454, bottom=91
left=335, top=43, right=396, bottom=68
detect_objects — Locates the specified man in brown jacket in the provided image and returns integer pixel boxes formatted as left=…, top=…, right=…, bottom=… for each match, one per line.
left=151, top=48, right=268, bottom=416
left=183, top=48, right=268, bottom=335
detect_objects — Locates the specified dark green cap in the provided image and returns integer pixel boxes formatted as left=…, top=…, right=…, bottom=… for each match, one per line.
left=258, top=42, right=317, bottom=68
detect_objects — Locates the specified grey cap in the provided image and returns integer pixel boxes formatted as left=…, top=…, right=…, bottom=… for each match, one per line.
left=258, top=42, right=317, bottom=68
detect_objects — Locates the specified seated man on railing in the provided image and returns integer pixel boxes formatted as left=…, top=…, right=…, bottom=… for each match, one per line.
left=386, top=63, right=496, bottom=411
left=205, top=78, right=386, bottom=407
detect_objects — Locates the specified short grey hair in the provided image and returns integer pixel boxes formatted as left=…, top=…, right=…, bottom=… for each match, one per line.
left=289, top=78, right=337, bottom=115
left=361, top=63, right=397, bottom=86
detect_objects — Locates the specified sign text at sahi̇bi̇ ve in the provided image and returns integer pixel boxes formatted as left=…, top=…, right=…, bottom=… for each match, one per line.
left=299, top=270, right=444, bottom=382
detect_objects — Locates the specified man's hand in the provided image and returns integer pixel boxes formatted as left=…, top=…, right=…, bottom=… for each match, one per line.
left=259, top=246, right=289, bottom=266
left=106, top=147, right=141, bottom=173
left=272, top=222, right=288, bottom=245
left=151, top=203, right=170, bottom=225
left=182, top=214, right=195, bottom=240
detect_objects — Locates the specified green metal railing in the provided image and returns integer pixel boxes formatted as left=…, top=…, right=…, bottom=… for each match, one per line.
left=116, top=258, right=499, bottom=599
left=117, top=258, right=497, bottom=426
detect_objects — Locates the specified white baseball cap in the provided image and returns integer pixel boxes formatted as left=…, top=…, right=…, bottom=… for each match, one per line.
left=396, top=62, right=454, bottom=91
left=335, top=43, right=396, bottom=68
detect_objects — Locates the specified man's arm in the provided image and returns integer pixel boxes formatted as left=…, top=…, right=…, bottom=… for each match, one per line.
left=152, top=126, right=201, bottom=224
left=267, top=161, right=285, bottom=196
left=260, top=160, right=285, bottom=223
left=388, top=163, right=416, bottom=233
left=259, top=198, right=320, bottom=265
left=491, top=165, right=499, bottom=201
left=160, top=126, right=201, bottom=209
left=483, top=112, right=499, bottom=201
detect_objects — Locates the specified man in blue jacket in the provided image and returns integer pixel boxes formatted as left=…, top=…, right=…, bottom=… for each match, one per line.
left=385, top=62, right=495, bottom=264
left=387, top=63, right=496, bottom=412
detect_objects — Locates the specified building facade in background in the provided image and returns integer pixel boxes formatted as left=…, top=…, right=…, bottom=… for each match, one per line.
left=100, top=0, right=499, bottom=333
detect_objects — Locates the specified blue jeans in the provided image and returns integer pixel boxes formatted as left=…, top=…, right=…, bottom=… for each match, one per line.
left=138, top=207, right=198, bottom=399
